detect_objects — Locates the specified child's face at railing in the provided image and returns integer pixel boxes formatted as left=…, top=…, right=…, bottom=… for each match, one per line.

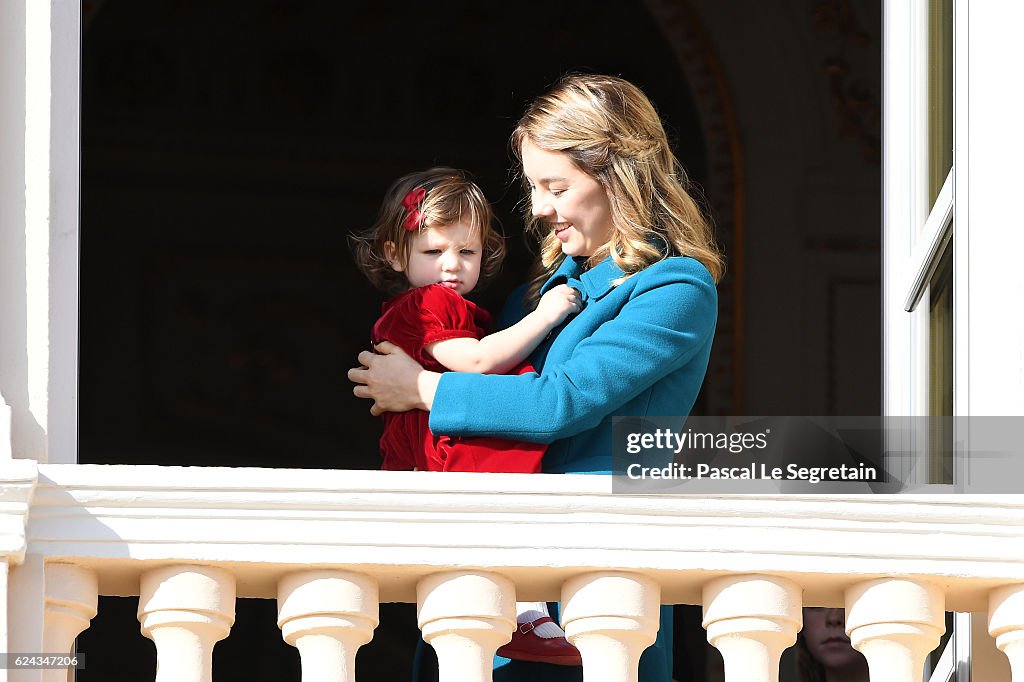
left=802, top=607, right=866, bottom=673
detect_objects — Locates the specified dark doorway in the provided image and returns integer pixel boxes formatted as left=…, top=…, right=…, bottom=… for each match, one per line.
left=79, top=0, right=707, bottom=471
left=77, top=2, right=708, bottom=680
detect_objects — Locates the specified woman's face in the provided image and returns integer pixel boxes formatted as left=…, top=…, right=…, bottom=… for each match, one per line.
left=802, top=607, right=866, bottom=672
left=521, top=139, right=614, bottom=258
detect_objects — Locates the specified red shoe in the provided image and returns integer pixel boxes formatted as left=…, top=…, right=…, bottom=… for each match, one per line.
left=497, top=617, right=582, bottom=666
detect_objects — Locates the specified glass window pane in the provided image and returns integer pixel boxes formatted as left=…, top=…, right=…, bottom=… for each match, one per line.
left=928, top=0, right=953, bottom=206
left=928, top=244, right=953, bottom=483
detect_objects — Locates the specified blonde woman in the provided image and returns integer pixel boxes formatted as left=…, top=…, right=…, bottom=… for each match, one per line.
left=351, top=73, right=723, bottom=682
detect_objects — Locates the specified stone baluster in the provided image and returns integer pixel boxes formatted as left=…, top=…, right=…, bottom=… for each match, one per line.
left=702, top=575, right=802, bottom=682
left=417, top=571, right=515, bottom=682
left=138, top=565, right=235, bottom=682
left=989, top=583, right=1024, bottom=681
left=277, top=570, right=379, bottom=682
left=43, top=563, right=97, bottom=682
left=561, top=572, right=661, bottom=682
left=845, top=578, right=945, bottom=682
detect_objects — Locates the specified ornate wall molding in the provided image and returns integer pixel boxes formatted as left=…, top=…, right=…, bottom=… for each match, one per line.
left=640, top=0, right=745, bottom=414
left=811, top=0, right=881, bottom=164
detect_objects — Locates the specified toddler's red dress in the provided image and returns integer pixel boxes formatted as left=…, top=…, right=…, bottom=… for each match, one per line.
left=371, top=284, right=546, bottom=473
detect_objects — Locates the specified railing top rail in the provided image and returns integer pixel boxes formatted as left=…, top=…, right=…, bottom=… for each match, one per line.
left=2, top=462, right=1023, bottom=607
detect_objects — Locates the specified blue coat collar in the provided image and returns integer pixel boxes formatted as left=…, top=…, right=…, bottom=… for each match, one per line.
left=539, top=255, right=623, bottom=302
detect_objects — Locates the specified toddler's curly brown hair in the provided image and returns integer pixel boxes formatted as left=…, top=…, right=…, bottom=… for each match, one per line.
left=350, top=168, right=505, bottom=296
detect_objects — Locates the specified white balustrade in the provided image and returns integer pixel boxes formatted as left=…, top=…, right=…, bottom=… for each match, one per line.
left=562, top=572, right=661, bottom=682
left=417, top=571, right=515, bottom=682
left=277, top=570, right=379, bottom=682
left=845, top=578, right=945, bottom=682
left=138, top=565, right=236, bottom=682
left=702, top=575, right=801, bottom=682
left=42, top=563, right=96, bottom=682
left=990, top=584, right=1024, bottom=682
left=4, top=464, right=1024, bottom=681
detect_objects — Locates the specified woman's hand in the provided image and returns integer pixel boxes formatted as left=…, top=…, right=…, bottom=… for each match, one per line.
left=348, top=341, right=441, bottom=415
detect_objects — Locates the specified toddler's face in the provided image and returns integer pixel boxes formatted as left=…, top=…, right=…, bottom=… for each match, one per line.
left=392, top=221, right=482, bottom=296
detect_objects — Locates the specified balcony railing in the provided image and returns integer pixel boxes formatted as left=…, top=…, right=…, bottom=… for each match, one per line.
left=3, top=461, right=1024, bottom=682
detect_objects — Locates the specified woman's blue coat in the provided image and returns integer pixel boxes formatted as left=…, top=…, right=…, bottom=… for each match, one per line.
left=432, top=254, right=718, bottom=472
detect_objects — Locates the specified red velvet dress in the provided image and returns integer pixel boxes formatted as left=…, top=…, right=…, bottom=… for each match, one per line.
left=371, top=284, right=546, bottom=473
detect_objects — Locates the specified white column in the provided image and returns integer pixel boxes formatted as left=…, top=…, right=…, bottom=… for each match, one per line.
left=277, top=570, right=379, bottom=682
left=845, top=578, right=945, bottom=682
left=1, top=560, right=8, bottom=682
left=42, top=564, right=97, bottom=682
left=0, top=0, right=80, bottom=464
left=561, top=572, right=661, bottom=682
left=1, top=399, right=11, bottom=460
left=701, top=575, right=801, bottom=682
left=989, top=584, right=1024, bottom=681
left=8, top=553, right=46, bottom=682
left=417, top=571, right=515, bottom=682
left=0, top=455, right=37, bottom=682
left=138, top=565, right=236, bottom=682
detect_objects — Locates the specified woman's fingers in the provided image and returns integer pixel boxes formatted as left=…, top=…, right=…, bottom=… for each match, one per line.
left=351, top=383, right=383, bottom=415
left=374, top=340, right=400, bottom=354
left=348, top=366, right=367, bottom=385
left=350, top=342, right=421, bottom=414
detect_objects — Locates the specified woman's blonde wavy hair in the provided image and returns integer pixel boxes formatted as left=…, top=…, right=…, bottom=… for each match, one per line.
left=511, top=74, right=724, bottom=306
left=350, top=167, right=505, bottom=296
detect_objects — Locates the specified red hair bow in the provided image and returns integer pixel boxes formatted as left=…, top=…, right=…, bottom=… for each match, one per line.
left=401, top=187, right=427, bottom=230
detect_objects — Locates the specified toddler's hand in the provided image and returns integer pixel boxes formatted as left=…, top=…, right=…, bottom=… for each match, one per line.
left=537, top=284, right=582, bottom=326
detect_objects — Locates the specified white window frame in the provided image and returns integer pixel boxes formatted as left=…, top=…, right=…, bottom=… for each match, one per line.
left=926, top=612, right=973, bottom=682
left=886, top=0, right=1024, bottom=458
left=883, top=0, right=957, bottom=485
left=1, top=0, right=80, bottom=464
left=886, top=1, right=1024, bottom=675
left=42, top=0, right=81, bottom=464
left=951, top=2, right=1024, bottom=421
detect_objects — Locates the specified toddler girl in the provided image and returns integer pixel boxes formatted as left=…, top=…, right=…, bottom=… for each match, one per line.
left=351, top=167, right=582, bottom=664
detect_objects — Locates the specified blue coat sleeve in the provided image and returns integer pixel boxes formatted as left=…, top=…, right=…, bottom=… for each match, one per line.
left=429, top=260, right=717, bottom=442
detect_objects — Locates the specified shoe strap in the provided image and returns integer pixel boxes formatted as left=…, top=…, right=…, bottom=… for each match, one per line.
left=518, top=616, right=556, bottom=634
